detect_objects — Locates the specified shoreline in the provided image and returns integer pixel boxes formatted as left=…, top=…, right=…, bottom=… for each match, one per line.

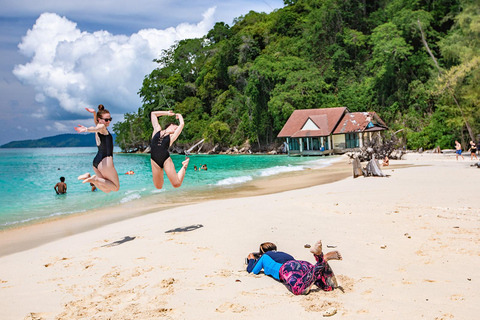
left=0, top=156, right=359, bottom=257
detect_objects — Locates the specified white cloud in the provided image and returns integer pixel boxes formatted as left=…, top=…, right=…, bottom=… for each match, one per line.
left=13, top=8, right=216, bottom=117
left=53, top=122, right=67, bottom=131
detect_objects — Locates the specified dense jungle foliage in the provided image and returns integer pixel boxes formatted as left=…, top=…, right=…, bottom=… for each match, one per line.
left=113, top=0, right=480, bottom=152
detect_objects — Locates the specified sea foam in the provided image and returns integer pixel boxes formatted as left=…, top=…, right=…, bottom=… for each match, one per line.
left=120, top=193, right=141, bottom=203
left=215, top=175, right=253, bottom=186
left=258, top=165, right=304, bottom=177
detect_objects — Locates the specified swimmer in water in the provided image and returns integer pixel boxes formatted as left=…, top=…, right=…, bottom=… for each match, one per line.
left=150, top=110, right=189, bottom=189
left=75, top=105, right=120, bottom=193
left=54, top=176, right=67, bottom=194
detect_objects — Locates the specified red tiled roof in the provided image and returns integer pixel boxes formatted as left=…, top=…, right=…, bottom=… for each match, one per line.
left=277, top=107, right=347, bottom=138
left=333, top=112, right=387, bottom=134
left=291, top=130, right=325, bottom=138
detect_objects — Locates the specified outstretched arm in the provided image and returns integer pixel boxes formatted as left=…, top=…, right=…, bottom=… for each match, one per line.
left=85, top=108, right=98, bottom=125
left=169, top=113, right=184, bottom=145
left=74, top=123, right=106, bottom=134
left=150, top=110, right=175, bottom=133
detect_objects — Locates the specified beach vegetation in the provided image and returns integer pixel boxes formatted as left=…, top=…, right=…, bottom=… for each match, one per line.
left=113, top=0, right=480, bottom=152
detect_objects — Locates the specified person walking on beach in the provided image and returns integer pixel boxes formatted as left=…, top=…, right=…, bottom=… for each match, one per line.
left=54, top=176, right=67, bottom=194
left=75, top=105, right=120, bottom=193
left=468, top=141, right=478, bottom=161
left=150, top=110, right=189, bottom=189
left=246, top=240, right=342, bottom=295
left=455, top=140, right=464, bottom=161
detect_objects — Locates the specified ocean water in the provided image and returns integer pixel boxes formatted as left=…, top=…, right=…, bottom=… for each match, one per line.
left=0, top=147, right=338, bottom=230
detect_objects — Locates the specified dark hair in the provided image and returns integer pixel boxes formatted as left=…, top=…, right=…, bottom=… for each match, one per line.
left=97, top=104, right=110, bottom=118
left=164, top=122, right=176, bottom=129
left=259, top=242, right=277, bottom=254
left=60, top=177, right=65, bottom=182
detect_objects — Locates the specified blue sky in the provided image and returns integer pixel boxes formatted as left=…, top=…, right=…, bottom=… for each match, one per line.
left=0, top=0, right=284, bottom=145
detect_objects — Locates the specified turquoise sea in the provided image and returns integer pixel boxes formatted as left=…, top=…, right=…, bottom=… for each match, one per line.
left=0, top=147, right=338, bottom=230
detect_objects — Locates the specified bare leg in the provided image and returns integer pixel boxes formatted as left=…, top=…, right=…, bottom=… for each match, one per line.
left=310, top=240, right=322, bottom=255
left=84, top=157, right=119, bottom=193
left=309, top=240, right=341, bottom=290
left=163, top=157, right=189, bottom=188
left=151, top=159, right=165, bottom=190
left=78, top=173, right=91, bottom=180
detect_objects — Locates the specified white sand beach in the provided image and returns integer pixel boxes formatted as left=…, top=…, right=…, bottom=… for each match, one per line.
left=0, top=153, right=479, bottom=319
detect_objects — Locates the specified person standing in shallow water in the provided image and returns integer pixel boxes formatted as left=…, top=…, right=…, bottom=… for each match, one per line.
left=150, top=110, right=189, bottom=189
left=75, top=105, right=120, bottom=193
left=54, top=176, right=67, bottom=194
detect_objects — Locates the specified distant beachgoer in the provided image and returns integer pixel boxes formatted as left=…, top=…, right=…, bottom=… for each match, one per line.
left=468, top=141, right=478, bottom=161
left=75, top=105, right=120, bottom=193
left=382, top=156, right=389, bottom=167
left=54, top=177, right=67, bottom=194
left=149, top=110, right=189, bottom=189
left=90, top=183, right=97, bottom=192
left=194, top=165, right=198, bottom=171
left=455, top=140, right=464, bottom=161
left=125, top=170, right=135, bottom=175
left=201, top=164, right=208, bottom=171
left=246, top=240, right=342, bottom=295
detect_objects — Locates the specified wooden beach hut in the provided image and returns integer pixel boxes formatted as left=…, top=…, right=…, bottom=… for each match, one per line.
left=277, top=107, right=387, bottom=156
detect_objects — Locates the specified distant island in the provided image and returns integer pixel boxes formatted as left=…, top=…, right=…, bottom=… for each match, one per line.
left=0, top=133, right=116, bottom=148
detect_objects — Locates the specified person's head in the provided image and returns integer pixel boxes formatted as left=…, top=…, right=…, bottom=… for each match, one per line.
left=60, top=177, right=65, bottom=182
left=97, top=104, right=112, bottom=127
left=259, top=242, right=277, bottom=254
left=164, top=122, right=178, bottom=134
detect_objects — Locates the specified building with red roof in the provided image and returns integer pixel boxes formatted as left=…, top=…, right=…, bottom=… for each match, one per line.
left=277, top=107, right=387, bottom=156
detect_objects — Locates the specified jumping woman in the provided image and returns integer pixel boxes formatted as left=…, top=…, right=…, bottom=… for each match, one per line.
left=150, top=110, right=189, bottom=189
left=74, top=105, right=120, bottom=193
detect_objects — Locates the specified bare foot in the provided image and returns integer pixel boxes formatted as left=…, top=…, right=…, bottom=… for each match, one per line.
left=310, top=240, right=322, bottom=255
left=182, top=157, right=190, bottom=169
left=78, top=173, right=91, bottom=180
left=324, top=251, right=342, bottom=261
left=83, top=175, right=97, bottom=184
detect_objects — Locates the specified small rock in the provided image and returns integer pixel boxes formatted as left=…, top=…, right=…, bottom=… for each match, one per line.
left=380, top=245, right=387, bottom=249
left=467, top=278, right=471, bottom=281
left=323, top=307, right=337, bottom=317
left=304, top=244, right=311, bottom=248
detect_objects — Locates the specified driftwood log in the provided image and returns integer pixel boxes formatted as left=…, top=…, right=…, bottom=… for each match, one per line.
left=353, top=156, right=387, bottom=178
left=346, top=132, right=405, bottom=162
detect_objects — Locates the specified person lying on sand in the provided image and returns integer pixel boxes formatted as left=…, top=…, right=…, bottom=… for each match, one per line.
left=246, top=240, right=342, bottom=295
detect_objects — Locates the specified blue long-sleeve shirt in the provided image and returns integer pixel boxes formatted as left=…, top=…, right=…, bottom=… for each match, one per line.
left=246, top=251, right=294, bottom=280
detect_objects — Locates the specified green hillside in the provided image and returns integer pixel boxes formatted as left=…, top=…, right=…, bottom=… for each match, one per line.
left=113, top=0, right=480, bottom=152
left=0, top=133, right=116, bottom=148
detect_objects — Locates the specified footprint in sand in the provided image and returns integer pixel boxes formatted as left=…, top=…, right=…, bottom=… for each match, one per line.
left=301, top=299, right=341, bottom=313
left=215, top=302, right=246, bottom=313
left=24, top=312, right=51, bottom=320
left=205, top=269, right=233, bottom=278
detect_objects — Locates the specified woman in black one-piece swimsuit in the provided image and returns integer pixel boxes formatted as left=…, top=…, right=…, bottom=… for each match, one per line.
left=469, top=140, right=479, bottom=161
left=150, top=110, right=189, bottom=189
left=74, top=104, right=120, bottom=193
